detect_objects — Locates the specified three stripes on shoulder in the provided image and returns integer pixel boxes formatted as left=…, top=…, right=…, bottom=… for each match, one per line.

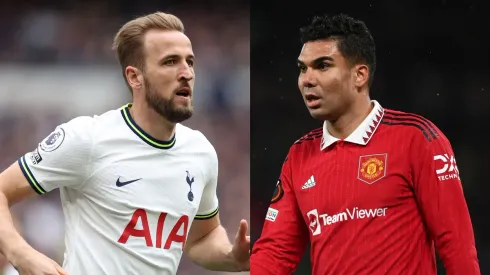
left=381, top=110, right=440, bottom=142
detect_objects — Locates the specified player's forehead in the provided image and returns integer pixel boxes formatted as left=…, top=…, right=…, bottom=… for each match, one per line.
left=297, top=39, right=341, bottom=64
left=143, top=29, right=194, bottom=60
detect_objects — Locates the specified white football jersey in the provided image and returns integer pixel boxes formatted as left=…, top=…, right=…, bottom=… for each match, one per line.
left=18, top=103, right=219, bottom=275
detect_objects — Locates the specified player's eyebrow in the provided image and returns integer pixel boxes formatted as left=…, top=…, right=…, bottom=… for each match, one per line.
left=297, top=56, right=334, bottom=66
left=159, top=54, right=195, bottom=63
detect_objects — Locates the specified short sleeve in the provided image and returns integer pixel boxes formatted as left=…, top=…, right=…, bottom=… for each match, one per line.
left=18, top=116, right=95, bottom=194
left=194, top=138, right=219, bottom=220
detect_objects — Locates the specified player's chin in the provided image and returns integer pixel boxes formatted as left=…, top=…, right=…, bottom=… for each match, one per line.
left=307, top=107, right=330, bottom=121
left=167, top=107, right=194, bottom=123
left=174, top=104, right=193, bottom=114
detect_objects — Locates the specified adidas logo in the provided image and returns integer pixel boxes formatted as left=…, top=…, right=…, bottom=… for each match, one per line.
left=302, top=175, right=316, bottom=189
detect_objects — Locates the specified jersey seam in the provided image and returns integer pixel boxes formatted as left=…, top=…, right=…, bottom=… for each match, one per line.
left=72, top=119, right=95, bottom=264
left=80, top=120, right=95, bottom=191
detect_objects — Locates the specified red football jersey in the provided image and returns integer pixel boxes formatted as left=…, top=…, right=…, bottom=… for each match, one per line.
left=251, top=101, right=480, bottom=275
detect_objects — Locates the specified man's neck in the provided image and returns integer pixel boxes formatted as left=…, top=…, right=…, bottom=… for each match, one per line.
left=129, top=102, right=176, bottom=141
left=326, top=97, right=373, bottom=140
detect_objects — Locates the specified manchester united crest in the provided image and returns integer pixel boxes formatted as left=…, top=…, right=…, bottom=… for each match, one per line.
left=358, top=153, right=387, bottom=184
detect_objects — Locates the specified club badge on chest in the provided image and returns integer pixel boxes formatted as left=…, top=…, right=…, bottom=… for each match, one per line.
left=186, top=170, right=194, bottom=202
left=358, top=153, right=388, bottom=184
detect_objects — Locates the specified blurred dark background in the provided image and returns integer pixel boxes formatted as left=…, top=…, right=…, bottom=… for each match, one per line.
left=0, top=0, right=249, bottom=274
left=251, top=0, right=490, bottom=274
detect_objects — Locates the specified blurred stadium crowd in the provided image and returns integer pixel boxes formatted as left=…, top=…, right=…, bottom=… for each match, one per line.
left=0, top=1, right=249, bottom=274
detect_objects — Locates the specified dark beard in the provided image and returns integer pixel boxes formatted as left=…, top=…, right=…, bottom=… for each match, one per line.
left=144, top=78, right=193, bottom=123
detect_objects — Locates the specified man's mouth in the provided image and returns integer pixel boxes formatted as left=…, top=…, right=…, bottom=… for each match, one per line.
left=305, top=94, right=321, bottom=102
left=176, top=87, right=191, bottom=97
left=304, top=93, right=322, bottom=108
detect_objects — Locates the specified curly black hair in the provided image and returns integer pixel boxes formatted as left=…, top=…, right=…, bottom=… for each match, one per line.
left=300, top=14, right=376, bottom=87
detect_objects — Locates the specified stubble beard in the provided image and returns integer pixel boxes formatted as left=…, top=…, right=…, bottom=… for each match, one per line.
left=144, top=78, right=194, bottom=123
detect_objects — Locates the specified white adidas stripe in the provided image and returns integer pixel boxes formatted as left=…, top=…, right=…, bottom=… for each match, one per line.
left=302, top=176, right=316, bottom=189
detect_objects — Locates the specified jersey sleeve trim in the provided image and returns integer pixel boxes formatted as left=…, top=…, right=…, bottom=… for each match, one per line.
left=195, top=206, right=219, bottom=220
left=17, top=156, right=46, bottom=195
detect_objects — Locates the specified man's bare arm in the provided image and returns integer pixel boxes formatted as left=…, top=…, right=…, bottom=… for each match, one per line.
left=184, top=215, right=249, bottom=271
left=0, top=162, right=67, bottom=274
left=0, top=163, right=38, bottom=259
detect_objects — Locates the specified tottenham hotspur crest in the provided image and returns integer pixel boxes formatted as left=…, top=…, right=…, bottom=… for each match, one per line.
left=186, top=171, right=194, bottom=202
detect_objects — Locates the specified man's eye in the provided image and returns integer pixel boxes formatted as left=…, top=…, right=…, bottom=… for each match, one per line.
left=318, top=63, right=329, bottom=70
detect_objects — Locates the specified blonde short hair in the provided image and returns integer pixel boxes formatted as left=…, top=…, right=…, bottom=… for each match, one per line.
left=112, top=12, right=185, bottom=88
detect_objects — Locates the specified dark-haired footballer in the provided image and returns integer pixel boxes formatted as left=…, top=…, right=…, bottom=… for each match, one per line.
left=251, top=14, right=480, bottom=275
